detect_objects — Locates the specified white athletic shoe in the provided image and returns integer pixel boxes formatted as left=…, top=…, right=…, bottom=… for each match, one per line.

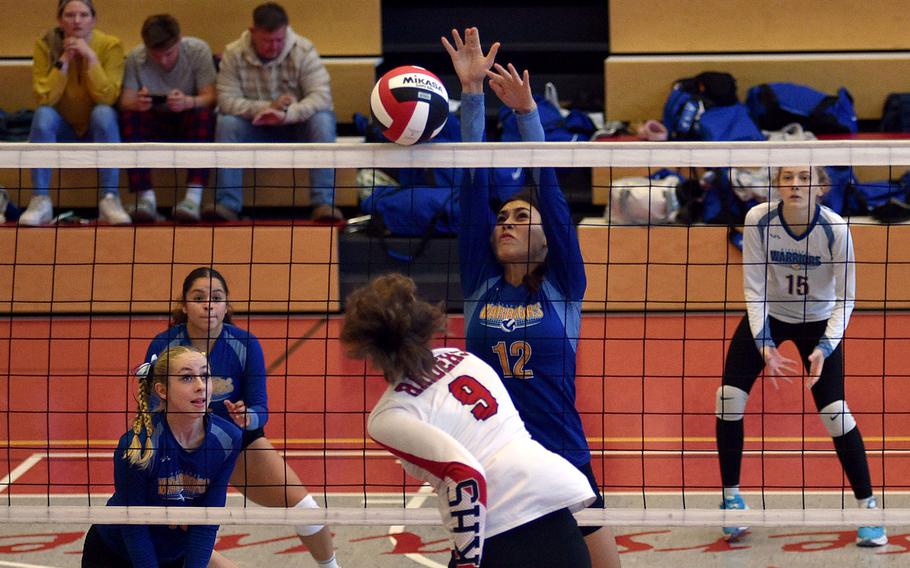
left=98, top=193, right=131, bottom=225
left=19, top=195, right=53, bottom=226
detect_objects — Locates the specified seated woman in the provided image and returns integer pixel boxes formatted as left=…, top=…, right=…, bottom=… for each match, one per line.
left=341, top=273, right=596, bottom=567
left=24, top=0, right=128, bottom=226
left=81, top=345, right=242, bottom=567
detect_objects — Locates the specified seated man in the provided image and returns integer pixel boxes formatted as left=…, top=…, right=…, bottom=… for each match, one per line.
left=214, top=1, right=340, bottom=221
left=23, top=0, right=128, bottom=226
left=118, top=14, right=217, bottom=223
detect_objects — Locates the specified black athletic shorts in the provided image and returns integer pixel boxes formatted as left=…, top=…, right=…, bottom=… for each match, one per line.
left=448, top=508, right=591, bottom=568
left=81, top=525, right=184, bottom=568
left=241, top=427, right=266, bottom=450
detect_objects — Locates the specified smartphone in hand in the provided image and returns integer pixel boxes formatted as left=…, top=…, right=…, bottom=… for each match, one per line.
left=150, top=94, right=168, bottom=104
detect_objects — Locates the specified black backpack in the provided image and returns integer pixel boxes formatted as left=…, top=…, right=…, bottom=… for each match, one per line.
left=880, top=93, right=910, bottom=132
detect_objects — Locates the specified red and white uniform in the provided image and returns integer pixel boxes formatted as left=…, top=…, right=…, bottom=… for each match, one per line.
left=368, top=348, right=595, bottom=567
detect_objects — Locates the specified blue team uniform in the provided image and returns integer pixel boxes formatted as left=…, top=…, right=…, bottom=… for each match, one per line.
left=459, top=93, right=590, bottom=466
left=146, top=324, right=268, bottom=432
left=94, top=413, right=242, bottom=567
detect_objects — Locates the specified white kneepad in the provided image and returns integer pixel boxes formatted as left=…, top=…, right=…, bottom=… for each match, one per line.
left=715, top=385, right=749, bottom=421
left=295, top=494, right=325, bottom=537
left=819, top=400, right=857, bottom=437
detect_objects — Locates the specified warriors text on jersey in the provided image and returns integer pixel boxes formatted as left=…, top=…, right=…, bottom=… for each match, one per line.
left=368, top=348, right=594, bottom=568
left=95, top=413, right=241, bottom=567
left=743, top=201, right=855, bottom=356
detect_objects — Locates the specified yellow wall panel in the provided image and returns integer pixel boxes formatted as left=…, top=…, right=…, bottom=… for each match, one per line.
left=610, top=0, right=910, bottom=53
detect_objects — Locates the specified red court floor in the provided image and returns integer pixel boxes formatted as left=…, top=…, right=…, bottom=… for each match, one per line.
left=0, top=311, right=908, bottom=499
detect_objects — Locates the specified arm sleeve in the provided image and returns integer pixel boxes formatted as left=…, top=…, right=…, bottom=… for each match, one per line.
left=369, top=409, right=486, bottom=568
left=743, top=211, right=774, bottom=351
left=242, top=335, right=268, bottom=430
left=183, top=439, right=241, bottom=568
left=458, top=94, right=499, bottom=298
left=113, top=438, right=159, bottom=568
left=284, top=47, right=333, bottom=124
left=461, top=92, right=485, bottom=143
left=216, top=51, right=270, bottom=119
left=32, top=38, right=67, bottom=106
left=85, top=38, right=124, bottom=105
left=537, top=167, right=586, bottom=300
left=818, top=226, right=856, bottom=357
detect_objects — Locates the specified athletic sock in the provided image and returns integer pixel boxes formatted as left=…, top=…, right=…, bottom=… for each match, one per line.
left=716, top=418, right=745, bottom=488
left=832, top=427, right=873, bottom=500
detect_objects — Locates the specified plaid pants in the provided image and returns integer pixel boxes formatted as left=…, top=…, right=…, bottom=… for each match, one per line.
left=120, top=106, right=215, bottom=192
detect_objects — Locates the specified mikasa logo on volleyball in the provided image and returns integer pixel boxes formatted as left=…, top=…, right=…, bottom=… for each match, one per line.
left=391, top=74, right=446, bottom=96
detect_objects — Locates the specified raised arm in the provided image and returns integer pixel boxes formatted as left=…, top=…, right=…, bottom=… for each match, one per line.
left=369, top=408, right=487, bottom=568
left=537, top=167, right=586, bottom=299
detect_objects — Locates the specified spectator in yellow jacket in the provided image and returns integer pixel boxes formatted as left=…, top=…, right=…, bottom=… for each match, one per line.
left=23, top=0, right=129, bottom=226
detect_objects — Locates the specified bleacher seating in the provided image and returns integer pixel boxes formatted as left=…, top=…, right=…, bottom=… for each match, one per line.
left=0, top=0, right=379, bottom=209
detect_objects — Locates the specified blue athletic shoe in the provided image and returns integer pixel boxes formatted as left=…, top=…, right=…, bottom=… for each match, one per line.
left=857, top=525, right=888, bottom=547
left=857, top=497, right=888, bottom=547
left=720, top=494, right=749, bottom=541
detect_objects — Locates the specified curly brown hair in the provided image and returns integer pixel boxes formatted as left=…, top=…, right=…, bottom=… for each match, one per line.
left=340, top=274, right=446, bottom=383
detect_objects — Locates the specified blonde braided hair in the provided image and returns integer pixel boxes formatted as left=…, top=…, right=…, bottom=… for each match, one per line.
left=124, top=345, right=199, bottom=469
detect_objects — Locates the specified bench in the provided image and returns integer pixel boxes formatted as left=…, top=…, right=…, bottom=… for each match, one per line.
left=0, top=57, right=378, bottom=208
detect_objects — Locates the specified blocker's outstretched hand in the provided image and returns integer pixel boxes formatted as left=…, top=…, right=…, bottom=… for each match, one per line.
left=441, top=27, right=499, bottom=94
left=487, top=63, right=536, bottom=115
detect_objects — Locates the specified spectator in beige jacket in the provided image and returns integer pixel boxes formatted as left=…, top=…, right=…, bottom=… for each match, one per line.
left=213, top=2, right=339, bottom=222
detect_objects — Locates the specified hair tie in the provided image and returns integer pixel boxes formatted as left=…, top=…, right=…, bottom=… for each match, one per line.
left=134, top=354, right=158, bottom=381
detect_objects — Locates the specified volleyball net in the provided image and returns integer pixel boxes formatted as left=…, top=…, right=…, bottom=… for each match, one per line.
left=0, top=140, right=908, bottom=530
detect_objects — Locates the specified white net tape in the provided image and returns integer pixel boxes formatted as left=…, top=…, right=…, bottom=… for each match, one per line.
left=0, top=140, right=909, bottom=169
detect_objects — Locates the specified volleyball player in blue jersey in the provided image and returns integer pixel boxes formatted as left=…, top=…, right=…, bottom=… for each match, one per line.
left=443, top=27, right=621, bottom=567
left=81, top=345, right=241, bottom=567
left=716, top=165, right=887, bottom=546
left=145, top=267, right=340, bottom=567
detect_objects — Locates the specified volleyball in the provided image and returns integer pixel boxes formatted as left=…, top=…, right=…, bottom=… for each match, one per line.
left=370, top=65, right=449, bottom=146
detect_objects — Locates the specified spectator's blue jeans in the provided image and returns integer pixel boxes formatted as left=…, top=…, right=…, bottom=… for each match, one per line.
left=214, top=110, right=337, bottom=213
left=28, top=105, right=121, bottom=197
